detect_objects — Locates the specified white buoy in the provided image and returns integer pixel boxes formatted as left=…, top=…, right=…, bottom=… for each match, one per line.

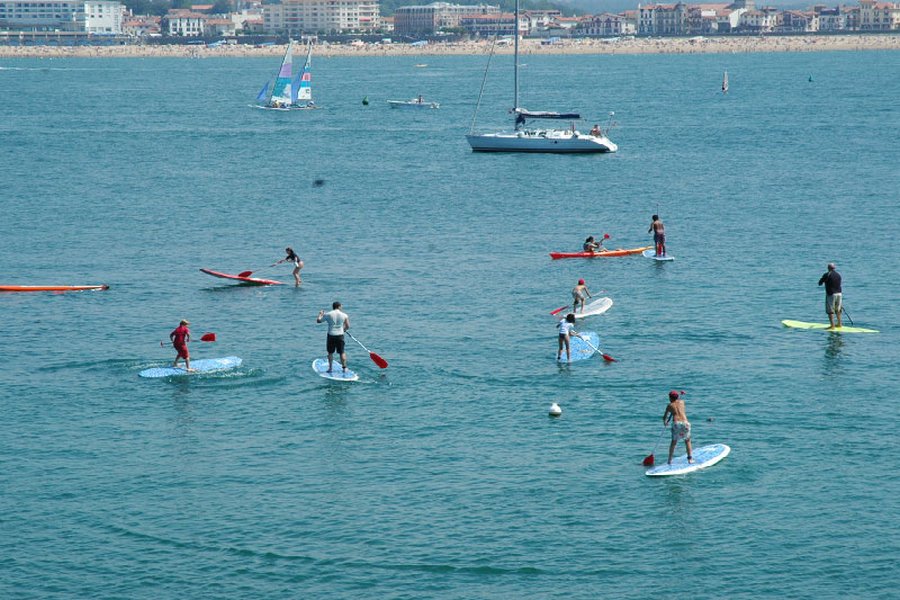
left=549, top=402, right=562, bottom=417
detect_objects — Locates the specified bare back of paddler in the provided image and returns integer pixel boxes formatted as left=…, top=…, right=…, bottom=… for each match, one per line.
left=648, top=215, right=666, bottom=257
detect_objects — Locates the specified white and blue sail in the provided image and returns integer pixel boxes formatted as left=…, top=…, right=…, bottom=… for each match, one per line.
left=293, top=43, right=313, bottom=104
left=269, top=41, right=293, bottom=106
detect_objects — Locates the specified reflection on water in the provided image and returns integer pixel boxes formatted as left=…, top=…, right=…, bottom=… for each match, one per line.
left=824, top=333, right=844, bottom=362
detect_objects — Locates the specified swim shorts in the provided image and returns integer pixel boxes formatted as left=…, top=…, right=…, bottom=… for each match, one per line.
left=327, top=334, right=345, bottom=355
left=671, top=421, right=691, bottom=441
left=654, top=231, right=666, bottom=245
left=174, top=344, right=189, bottom=359
left=825, top=293, right=842, bottom=315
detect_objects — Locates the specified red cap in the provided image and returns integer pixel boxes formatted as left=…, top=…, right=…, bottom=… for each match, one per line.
left=578, top=279, right=585, bottom=284
left=669, top=390, right=680, bottom=399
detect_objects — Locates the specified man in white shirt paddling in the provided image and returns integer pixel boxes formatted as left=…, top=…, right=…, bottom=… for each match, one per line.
left=317, top=301, right=350, bottom=373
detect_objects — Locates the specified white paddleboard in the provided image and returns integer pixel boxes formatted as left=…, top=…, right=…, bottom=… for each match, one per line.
left=645, top=443, right=730, bottom=476
left=558, top=331, right=600, bottom=362
left=573, top=297, right=613, bottom=320
left=139, top=356, right=242, bottom=378
left=643, top=249, right=675, bottom=262
left=781, top=320, right=878, bottom=334
left=312, top=358, right=359, bottom=382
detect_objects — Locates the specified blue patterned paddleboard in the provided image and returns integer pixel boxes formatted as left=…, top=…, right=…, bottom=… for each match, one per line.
left=312, top=358, right=359, bottom=382
left=643, top=249, right=675, bottom=261
left=645, top=443, right=730, bottom=476
left=559, top=331, right=600, bottom=362
left=139, top=356, right=242, bottom=378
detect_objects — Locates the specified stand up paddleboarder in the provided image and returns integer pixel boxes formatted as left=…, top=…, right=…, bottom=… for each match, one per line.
left=557, top=313, right=580, bottom=363
left=317, top=301, right=350, bottom=373
left=663, top=390, right=692, bottom=465
left=648, top=215, right=666, bottom=257
left=273, top=247, right=304, bottom=287
left=572, top=278, right=592, bottom=313
left=170, top=319, right=194, bottom=372
left=818, top=263, right=842, bottom=329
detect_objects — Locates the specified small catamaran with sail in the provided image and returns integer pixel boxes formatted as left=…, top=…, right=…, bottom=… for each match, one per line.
left=466, top=0, right=617, bottom=154
left=254, top=41, right=317, bottom=111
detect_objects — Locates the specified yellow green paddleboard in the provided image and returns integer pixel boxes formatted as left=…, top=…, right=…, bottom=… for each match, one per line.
left=781, top=320, right=878, bottom=334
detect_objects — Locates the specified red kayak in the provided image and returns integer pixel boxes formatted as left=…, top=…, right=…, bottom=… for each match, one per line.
left=200, top=268, right=284, bottom=285
left=550, top=246, right=653, bottom=260
left=0, top=284, right=109, bottom=292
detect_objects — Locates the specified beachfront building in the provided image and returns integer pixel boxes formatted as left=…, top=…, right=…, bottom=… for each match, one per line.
left=393, top=2, right=499, bottom=35
left=815, top=6, right=846, bottom=30
left=162, top=9, right=206, bottom=36
left=737, top=7, right=780, bottom=31
left=0, top=0, right=125, bottom=33
left=576, top=12, right=637, bottom=36
left=859, top=0, right=900, bottom=29
left=122, top=15, right=160, bottom=37
left=263, top=0, right=380, bottom=34
left=779, top=9, right=818, bottom=31
left=458, top=11, right=518, bottom=35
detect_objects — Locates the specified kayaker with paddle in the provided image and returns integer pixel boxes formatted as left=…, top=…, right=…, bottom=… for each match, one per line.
left=583, top=236, right=601, bottom=253
left=170, top=319, right=195, bottom=372
left=663, top=390, right=693, bottom=465
left=557, top=313, right=580, bottom=363
left=317, top=301, right=350, bottom=373
left=648, top=215, right=666, bottom=257
left=273, top=247, right=303, bottom=287
left=572, top=278, right=592, bottom=313
left=818, top=263, right=842, bottom=329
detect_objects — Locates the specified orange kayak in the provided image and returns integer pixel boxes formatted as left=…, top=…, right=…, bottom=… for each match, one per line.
left=0, top=284, right=109, bottom=292
left=550, top=246, right=652, bottom=260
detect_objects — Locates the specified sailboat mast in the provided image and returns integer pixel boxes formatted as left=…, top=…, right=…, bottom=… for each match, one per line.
left=513, top=0, right=519, bottom=110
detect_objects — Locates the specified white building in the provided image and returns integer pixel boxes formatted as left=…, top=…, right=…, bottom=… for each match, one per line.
left=83, top=1, right=124, bottom=33
left=0, top=0, right=125, bottom=33
left=576, top=12, right=637, bottom=36
left=163, top=9, right=205, bottom=36
left=264, top=0, right=380, bottom=34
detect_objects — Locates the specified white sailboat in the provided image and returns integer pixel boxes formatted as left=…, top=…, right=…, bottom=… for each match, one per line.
left=722, top=70, right=729, bottom=94
left=466, top=0, right=617, bottom=154
left=254, top=41, right=317, bottom=111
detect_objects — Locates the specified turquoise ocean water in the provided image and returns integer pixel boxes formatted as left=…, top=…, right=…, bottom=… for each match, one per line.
left=1, top=50, right=898, bottom=598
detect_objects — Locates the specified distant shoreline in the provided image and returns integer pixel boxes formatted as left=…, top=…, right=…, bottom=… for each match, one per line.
left=1, top=34, right=899, bottom=59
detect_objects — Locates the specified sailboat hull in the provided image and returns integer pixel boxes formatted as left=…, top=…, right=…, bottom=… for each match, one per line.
left=467, top=132, right=617, bottom=154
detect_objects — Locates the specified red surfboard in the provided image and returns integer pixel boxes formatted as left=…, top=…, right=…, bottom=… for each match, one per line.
left=199, top=268, right=284, bottom=286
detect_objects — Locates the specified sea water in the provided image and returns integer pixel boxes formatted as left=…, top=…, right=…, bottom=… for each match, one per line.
left=1, top=51, right=898, bottom=598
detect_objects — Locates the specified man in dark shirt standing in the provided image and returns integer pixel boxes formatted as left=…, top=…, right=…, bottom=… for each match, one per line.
left=818, top=263, right=842, bottom=329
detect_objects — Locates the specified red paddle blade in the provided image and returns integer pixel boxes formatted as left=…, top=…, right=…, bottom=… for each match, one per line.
left=643, top=454, right=655, bottom=466
left=603, top=233, right=610, bottom=239
left=550, top=305, right=568, bottom=316
left=237, top=271, right=253, bottom=278
left=370, top=352, right=389, bottom=369
left=200, top=333, right=216, bottom=342
left=601, top=353, right=616, bottom=363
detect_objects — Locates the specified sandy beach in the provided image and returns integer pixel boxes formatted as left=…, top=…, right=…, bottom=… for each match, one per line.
left=1, top=34, right=899, bottom=59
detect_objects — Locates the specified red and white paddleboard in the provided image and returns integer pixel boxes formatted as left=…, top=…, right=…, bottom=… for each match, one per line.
left=199, top=268, right=284, bottom=286
left=0, top=284, right=109, bottom=292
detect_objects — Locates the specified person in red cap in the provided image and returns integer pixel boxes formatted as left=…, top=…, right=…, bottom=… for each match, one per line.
left=170, top=319, right=195, bottom=372
left=571, top=278, right=592, bottom=313
left=663, top=390, right=692, bottom=464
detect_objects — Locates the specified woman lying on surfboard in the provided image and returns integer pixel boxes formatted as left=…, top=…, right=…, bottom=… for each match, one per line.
left=272, top=247, right=304, bottom=287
